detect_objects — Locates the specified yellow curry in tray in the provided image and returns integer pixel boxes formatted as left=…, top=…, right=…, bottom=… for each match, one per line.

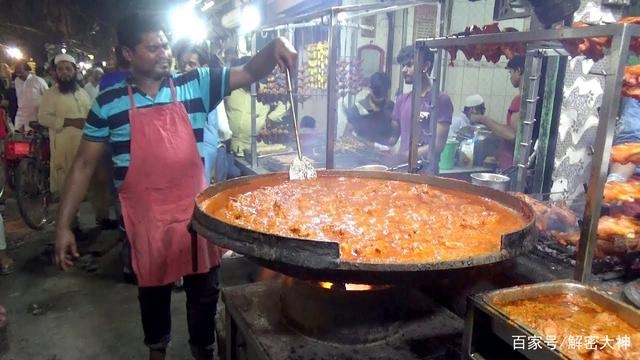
left=204, top=176, right=527, bottom=263
left=499, top=294, right=640, bottom=360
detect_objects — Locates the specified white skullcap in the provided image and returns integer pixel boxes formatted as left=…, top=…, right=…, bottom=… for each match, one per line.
left=464, top=94, right=485, bottom=107
left=54, top=54, right=76, bottom=66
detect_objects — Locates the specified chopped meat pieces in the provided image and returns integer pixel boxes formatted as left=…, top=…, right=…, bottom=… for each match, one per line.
left=206, top=177, right=527, bottom=263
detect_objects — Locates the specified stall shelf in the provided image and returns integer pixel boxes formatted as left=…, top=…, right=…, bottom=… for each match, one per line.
left=416, top=23, right=640, bottom=282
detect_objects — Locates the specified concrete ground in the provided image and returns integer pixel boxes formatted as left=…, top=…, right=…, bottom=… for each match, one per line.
left=0, top=200, right=253, bottom=360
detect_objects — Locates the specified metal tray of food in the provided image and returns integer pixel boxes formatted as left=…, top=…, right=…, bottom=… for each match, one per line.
left=463, top=280, right=640, bottom=360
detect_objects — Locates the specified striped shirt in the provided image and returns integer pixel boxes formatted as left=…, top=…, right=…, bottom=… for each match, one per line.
left=83, top=67, right=230, bottom=188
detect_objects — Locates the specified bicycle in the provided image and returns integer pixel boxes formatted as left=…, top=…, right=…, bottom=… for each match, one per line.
left=14, top=121, right=51, bottom=230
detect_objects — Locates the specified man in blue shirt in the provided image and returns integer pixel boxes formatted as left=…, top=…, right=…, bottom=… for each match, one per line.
left=54, top=13, right=297, bottom=360
left=99, top=45, right=130, bottom=90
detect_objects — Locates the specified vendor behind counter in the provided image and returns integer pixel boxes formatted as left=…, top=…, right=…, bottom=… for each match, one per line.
left=343, top=72, right=398, bottom=148
left=225, top=56, right=288, bottom=157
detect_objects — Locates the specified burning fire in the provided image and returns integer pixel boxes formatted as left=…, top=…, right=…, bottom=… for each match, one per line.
left=319, top=282, right=373, bottom=291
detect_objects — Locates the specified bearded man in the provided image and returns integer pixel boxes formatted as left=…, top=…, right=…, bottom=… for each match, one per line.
left=38, top=54, right=92, bottom=195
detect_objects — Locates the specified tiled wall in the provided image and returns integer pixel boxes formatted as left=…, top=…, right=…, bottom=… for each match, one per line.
left=444, top=0, right=530, bottom=125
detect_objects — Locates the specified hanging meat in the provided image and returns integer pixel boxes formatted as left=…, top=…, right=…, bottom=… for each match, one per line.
left=558, top=17, right=640, bottom=61
left=618, top=17, right=640, bottom=54
left=597, top=215, right=640, bottom=258
left=611, top=142, right=640, bottom=165
left=596, top=216, right=640, bottom=258
left=622, top=65, right=640, bottom=101
left=559, top=21, right=611, bottom=62
left=598, top=215, right=640, bottom=238
left=604, top=180, right=640, bottom=203
left=500, top=27, right=526, bottom=60
left=444, top=23, right=526, bottom=66
left=511, top=193, right=580, bottom=247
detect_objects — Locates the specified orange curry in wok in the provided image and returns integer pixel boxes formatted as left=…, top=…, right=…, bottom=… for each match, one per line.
left=203, top=176, right=527, bottom=263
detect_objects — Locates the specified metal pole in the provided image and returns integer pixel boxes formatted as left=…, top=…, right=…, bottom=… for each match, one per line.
left=288, top=25, right=299, bottom=135
left=514, top=50, right=543, bottom=192
left=348, top=24, right=358, bottom=110
left=575, top=25, right=631, bottom=282
left=398, top=8, right=409, bottom=95
left=417, top=23, right=640, bottom=48
left=250, top=32, right=258, bottom=168
left=409, top=48, right=424, bottom=174
left=427, top=49, right=443, bottom=175
left=326, top=11, right=340, bottom=169
left=425, top=0, right=447, bottom=175
left=438, top=0, right=451, bottom=91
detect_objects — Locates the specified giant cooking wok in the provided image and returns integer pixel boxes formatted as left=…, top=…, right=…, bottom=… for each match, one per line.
left=192, top=170, right=536, bottom=284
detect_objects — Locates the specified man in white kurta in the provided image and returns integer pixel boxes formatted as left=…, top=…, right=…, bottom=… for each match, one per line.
left=38, top=54, right=91, bottom=194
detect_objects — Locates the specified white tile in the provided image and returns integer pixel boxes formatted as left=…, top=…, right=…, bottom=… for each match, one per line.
left=451, top=94, right=463, bottom=113
left=462, top=67, right=480, bottom=93
left=477, top=68, right=493, bottom=96
left=444, top=66, right=461, bottom=94
left=490, top=70, right=509, bottom=96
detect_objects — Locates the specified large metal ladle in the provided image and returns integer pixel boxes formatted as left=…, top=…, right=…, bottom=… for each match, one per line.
left=285, top=68, right=316, bottom=180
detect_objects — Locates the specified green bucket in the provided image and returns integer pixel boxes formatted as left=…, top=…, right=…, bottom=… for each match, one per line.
left=439, top=139, right=458, bottom=170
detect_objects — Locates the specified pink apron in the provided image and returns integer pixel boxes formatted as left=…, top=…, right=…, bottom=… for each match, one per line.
left=120, top=79, right=220, bottom=287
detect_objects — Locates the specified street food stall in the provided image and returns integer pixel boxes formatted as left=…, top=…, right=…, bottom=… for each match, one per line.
left=197, top=2, right=640, bottom=359
left=231, top=0, right=485, bottom=176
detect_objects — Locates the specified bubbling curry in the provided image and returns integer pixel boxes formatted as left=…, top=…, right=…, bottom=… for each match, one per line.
left=203, top=176, right=527, bottom=263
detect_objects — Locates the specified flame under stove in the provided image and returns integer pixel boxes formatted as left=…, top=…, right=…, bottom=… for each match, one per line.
left=281, top=278, right=409, bottom=345
left=318, top=281, right=378, bottom=291
left=221, top=277, right=464, bottom=359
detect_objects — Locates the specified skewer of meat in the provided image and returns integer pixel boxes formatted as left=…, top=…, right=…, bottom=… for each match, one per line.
left=611, top=143, right=640, bottom=165
left=604, top=180, right=640, bottom=203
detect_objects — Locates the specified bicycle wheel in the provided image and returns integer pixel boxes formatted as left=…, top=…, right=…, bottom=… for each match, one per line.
left=15, top=157, right=50, bottom=230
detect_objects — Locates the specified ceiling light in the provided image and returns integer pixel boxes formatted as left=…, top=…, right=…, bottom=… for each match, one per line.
left=6, top=47, right=23, bottom=59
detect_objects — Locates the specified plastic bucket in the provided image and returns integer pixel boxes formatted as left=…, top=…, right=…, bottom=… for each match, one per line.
left=439, top=139, right=458, bottom=170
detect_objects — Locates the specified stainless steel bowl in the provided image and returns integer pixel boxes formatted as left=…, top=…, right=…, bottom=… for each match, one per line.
left=470, top=173, right=510, bottom=191
left=353, top=165, right=389, bottom=171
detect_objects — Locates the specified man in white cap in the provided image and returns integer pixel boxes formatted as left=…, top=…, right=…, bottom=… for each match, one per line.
left=83, top=67, right=104, bottom=102
left=449, top=94, right=486, bottom=138
left=38, top=54, right=92, bottom=197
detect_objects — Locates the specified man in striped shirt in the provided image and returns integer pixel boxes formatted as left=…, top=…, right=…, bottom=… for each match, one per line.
left=54, top=13, right=297, bottom=360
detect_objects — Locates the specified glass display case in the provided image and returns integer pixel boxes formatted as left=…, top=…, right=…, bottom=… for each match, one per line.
left=229, top=0, right=437, bottom=175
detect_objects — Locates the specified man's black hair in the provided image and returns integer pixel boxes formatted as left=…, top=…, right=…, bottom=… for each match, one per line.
left=301, top=116, right=316, bottom=129
left=396, top=46, right=434, bottom=65
left=174, top=40, right=211, bottom=67
left=15, top=61, right=31, bottom=72
left=114, top=45, right=130, bottom=69
left=117, top=13, right=166, bottom=50
left=35, top=65, right=45, bottom=77
left=369, top=72, right=390, bottom=99
left=506, top=55, right=526, bottom=73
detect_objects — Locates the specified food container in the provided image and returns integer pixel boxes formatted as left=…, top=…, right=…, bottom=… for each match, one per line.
left=471, top=173, right=510, bottom=191
left=439, top=139, right=459, bottom=170
left=353, top=165, right=389, bottom=171
left=459, top=138, right=475, bottom=168
left=463, top=280, right=640, bottom=360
